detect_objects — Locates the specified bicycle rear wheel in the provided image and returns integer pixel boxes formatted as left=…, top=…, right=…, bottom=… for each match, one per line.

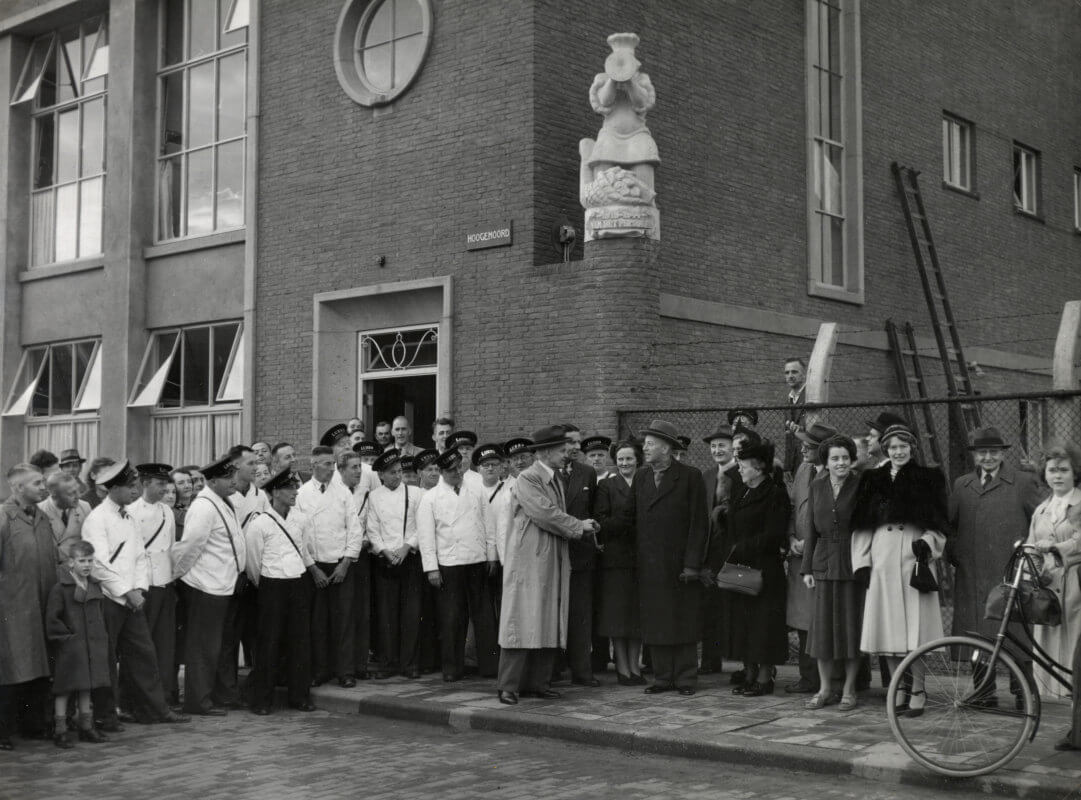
left=887, top=635, right=1037, bottom=777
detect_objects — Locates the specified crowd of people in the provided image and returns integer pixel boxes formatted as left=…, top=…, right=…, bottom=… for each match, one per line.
left=3, top=358, right=1081, bottom=752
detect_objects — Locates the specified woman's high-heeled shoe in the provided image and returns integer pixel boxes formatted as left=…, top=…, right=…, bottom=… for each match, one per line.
left=905, top=689, right=926, bottom=718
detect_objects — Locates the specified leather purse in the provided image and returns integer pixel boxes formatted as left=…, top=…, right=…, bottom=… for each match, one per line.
left=715, top=547, right=763, bottom=596
left=909, top=559, right=939, bottom=593
left=984, top=550, right=1062, bottom=626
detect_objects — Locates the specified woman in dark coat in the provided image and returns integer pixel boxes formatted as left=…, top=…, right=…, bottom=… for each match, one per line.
left=801, top=435, right=863, bottom=710
left=45, top=540, right=110, bottom=747
left=724, top=439, right=791, bottom=697
left=595, top=440, right=644, bottom=685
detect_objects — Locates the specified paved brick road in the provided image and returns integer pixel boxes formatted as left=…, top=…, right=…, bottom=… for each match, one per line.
left=2, top=709, right=1010, bottom=800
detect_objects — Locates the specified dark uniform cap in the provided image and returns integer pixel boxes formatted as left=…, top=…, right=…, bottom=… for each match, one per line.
left=135, top=462, right=174, bottom=480
left=581, top=435, right=612, bottom=454
left=319, top=423, right=349, bottom=448
left=263, top=466, right=300, bottom=493
left=201, top=453, right=238, bottom=480
left=99, top=460, right=139, bottom=489
left=414, top=449, right=440, bottom=470
left=702, top=424, right=734, bottom=444
left=676, top=435, right=691, bottom=451
left=353, top=441, right=381, bottom=457
left=503, top=437, right=533, bottom=456
left=436, top=449, right=463, bottom=470
left=445, top=431, right=477, bottom=449
left=726, top=408, right=759, bottom=427
left=400, top=456, right=416, bottom=472
left=372, top=449, right=401, bottom=472
left=471, top=443, right=505, bottom=467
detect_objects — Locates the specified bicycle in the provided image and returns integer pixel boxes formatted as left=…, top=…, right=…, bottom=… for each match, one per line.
left=886, top=542, right=1073, bottom=777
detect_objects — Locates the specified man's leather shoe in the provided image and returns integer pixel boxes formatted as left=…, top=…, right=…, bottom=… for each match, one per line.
left=356, top=671, right=371, bottom=680
left=403, top=669, right=420, bottom=679
left=289, top=702, right=317, bottom=712
left=729, top=669, right=746, bottom=686
left=251, top=707, right=271, bottom=716
left=678, top=687, right=696, bottom=696
left=311, top=674, right=331, bottom=687
left=644, top=684, right=674, bottom=694
left=0, top=737, right=14, bottom=751
left=373, top=670, right=396, bottom=680
left=520, top=689, right=560, bottom=699
left=54, top=731, right=74, bottom=749
left=159, top=711, right=190, bottom=723
left=78, top=727, right=108, bottom=743
left=339, top=676, right=356, bottom=688
left=117, top=711, right=138, bottom=723
left=497, top=691, right=518, bottom=705
left=193, top=708, right=227, bottom=717
left=784, top=679, right=818, bottom=694
left=571, top=677, right=601, bottom=688
left=96, top=718, right=125, bottom=732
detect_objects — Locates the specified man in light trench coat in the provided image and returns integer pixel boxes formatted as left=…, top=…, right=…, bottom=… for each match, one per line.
left=496, top=426, right=600, bottom=705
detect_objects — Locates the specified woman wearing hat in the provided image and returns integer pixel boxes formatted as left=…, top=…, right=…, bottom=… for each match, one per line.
left=1025, top=440, right=1081, bottom=700
left=724, top=439, right=792, bottom=696
left=850, top=423, right=949, bottom=717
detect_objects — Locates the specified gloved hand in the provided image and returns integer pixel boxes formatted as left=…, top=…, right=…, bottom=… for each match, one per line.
left=912, top=539, right=932, bottom=562
left=698, top=568, right=715, bottom=588
left=854, top=567, right=871, bottom=588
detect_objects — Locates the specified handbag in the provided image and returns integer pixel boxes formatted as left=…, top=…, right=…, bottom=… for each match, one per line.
left=910, top=559, right=939, bottom=593
left=715, top=547, right=763, bottom=596
left=984, top=549, right=1062, bottom=626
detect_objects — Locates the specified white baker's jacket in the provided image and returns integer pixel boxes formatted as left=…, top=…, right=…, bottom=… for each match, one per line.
left=417, top=479, right=495, bottom=572
left=127, top=496, right=175, bottom=587
left=487, top=476, right=516, bottom=564
left=229, top=482, right=270, bottom=528
left=295, top=477, right=363, bottom=563
left=244, top=505, right=315, bottom=584
left=81, top=497, right=151, bottom=605
left=365, top=483, right=423, bottom=556
left=172, top=487, right=244, bottom=596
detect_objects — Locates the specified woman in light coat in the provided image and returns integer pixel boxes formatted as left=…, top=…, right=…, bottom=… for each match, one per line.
left=851, top=423, right=949, bottom=717
left=1026, top=441, right=1081, bottom=699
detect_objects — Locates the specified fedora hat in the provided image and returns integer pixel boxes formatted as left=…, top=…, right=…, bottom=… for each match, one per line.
left=795, top=422, right=840, bottom=446
left=638, top=419, right=682, bottom=448
left=702, top=424, right=734, bottom=444
left=866, top=411, right=907, bottom=434
left=58, top=448, right=86, bottom=465
left=968, top=426, right=1011, bottom=450
left=527, top=425, right=569, bottom=451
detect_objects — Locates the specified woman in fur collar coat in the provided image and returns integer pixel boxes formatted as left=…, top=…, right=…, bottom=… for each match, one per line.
left=851, top=424, right=949, bottom=716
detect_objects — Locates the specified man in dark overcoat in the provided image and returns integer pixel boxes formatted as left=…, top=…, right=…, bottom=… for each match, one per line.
left=947, top=427, right=1044, bottom=698
left=616, top=420, right=708, bottom=695
left=0, top=464, right=55, bottom=748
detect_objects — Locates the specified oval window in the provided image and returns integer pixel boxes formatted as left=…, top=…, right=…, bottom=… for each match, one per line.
left=335, top=0, right=432, bottom=107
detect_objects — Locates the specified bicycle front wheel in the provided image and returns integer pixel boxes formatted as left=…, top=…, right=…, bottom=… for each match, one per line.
left=887, top=635, right=1037, bottom=778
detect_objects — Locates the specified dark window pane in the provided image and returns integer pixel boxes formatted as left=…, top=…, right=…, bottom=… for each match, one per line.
left=81, top=96, right=105, bottom=176
left=182, top=326, right=211, bottom=406
left=34, top=114, right=54, bottom=189
left=51, top=343, right=73, bottom=414
left=38, top=35, right=57, bottom=108
left=157, top=332, right=182, bottom=407
left=162, top=0, right=185, bottom=66
left=217, top=52, right=245, bottom=140
left=212, top=323, right=239, bottom=397
left=56, top=108, right=79, bottom=183
left=74, top=340, right=95, bottom=395
left=32, top=350, right=52, bottom=416
left=161, top=71, right=185, bottom=155
left=57, top=27, right=80, bottom=104
left=189, top=0, right=217, bottom=59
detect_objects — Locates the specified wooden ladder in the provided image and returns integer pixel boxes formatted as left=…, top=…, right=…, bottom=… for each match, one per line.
left=891, top=162, right=982, bottom=433
left=885, top=319, right=945, bottom=467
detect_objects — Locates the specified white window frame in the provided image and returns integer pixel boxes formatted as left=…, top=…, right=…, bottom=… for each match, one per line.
left=1013, top=143, right=1039, bottom=216
left=357, top=323, right=441, bottom=423
left=942, top=113, right=973, bottom=192
left=805, top=0, right=863, bottom=304
left=128, top=322, right=244, bottom=409
left=3, top=339, right=102, bottom=417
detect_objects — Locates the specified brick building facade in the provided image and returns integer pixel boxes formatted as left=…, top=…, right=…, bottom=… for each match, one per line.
left=0, top=0, right=1077, bottom=468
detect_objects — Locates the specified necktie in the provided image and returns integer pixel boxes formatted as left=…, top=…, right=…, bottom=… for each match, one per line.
left=453, top=486, right=460, bottom=496
left=654, top=470, right=663, bottom=489
left=320, top=483, right=326, bottom=494
left=61, top=508, right=70, bottom=526
left=118, top=506, right=128, bottom=519
left=981, top=472, right=992, bottom=488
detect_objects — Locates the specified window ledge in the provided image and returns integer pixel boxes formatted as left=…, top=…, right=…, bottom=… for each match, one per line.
left=942, top=182, right=979, bottom=200
left=145, top=228, right=246, bottom=260
left=1013, top=208, right=1044, bottom=224
left=18, top=256, right=105, bottom=283
left=808, top=281, right=864, bottom=306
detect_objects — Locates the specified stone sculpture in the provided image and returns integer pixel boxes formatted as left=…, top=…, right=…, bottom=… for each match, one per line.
left=579, top=33, right=660, bottom=241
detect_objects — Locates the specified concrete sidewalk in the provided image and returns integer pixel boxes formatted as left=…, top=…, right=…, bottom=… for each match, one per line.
left=302, top=663, right=1081, bottom=799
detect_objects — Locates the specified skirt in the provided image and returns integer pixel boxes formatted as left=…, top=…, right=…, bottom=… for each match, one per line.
left=596, top=568, right=640, bottom=639
left=807, top=579, right=864, bottom=660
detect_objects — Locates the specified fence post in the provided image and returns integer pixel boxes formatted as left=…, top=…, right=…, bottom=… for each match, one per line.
left=1049, top=301, right=1081, bottom=444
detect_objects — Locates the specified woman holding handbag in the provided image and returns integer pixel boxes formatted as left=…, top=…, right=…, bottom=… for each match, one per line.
left=850, top=423, right=949, bottom=718
left=801, top=435, right=863, bottom=711
left=723, top=439, right=791, bottom=697
left=1026, top=440, right=1081, bottom=699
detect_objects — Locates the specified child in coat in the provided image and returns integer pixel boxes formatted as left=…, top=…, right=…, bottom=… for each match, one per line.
left=45, top=540, right=111, bottom=749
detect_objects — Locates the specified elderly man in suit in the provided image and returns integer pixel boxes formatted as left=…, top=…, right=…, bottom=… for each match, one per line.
left=948, top=426, right=1045, bottom=705
left=615, top=420, right=708, bottom=696
left=39, top=472, right=91, bottom=564
left=496, top=426, right=599, bottom=705
left=700, top=424, right=738, bottom=674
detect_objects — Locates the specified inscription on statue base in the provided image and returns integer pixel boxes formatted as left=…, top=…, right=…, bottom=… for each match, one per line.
left=585, top=206, right=659, bottom=242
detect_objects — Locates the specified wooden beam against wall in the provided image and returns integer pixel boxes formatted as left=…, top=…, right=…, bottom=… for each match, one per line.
left=1052, top=300, right=1081, bottom=391
left=806, top=322, right=839, bottom=403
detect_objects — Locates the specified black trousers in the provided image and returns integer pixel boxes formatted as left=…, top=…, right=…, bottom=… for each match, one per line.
left=649, top=643, right=698, bottom=690
left=566, top=569, right=595, bottom=681
left=417, top=581, right=440, bottom=673
left=310, top=561, right=355, bottom=679
left=497, top=648, right=557, bottom=693
left=351, top=555, right=372, bottom=675
left=214, top=581, right=246, bottom=705
left=140, top=584, right=177, bottom=698
left=181, top=586, right=231, bottom=714
left=93, top=600, right=170, bottom=723
left=250, top=576, right=311, bottom=709
left=436, top=563, right=499, bottom=678
left=238, top=581, right=260, bottom=668
left=374, top=552, right=423, bottom=673
left=0, top=678, right=50, bottom=739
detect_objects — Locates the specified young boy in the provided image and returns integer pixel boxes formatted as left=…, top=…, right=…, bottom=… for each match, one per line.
left=45, top=540, right=110, bottom=748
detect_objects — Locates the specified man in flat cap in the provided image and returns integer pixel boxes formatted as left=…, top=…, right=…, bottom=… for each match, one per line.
left=172, top=453, right=245, bottom=715
left=296, top=445, right=363, bottom=688
left=244, top=467, right=319, bottom=714
left=700, top=423, right=739, bottom=675
left=366, top=449, right=426, bottom=678
left=83, top=461, right=188, bottom=726
left=125, top=463, right=180, bottom=711
left=418, top=448, right=499, bottom=681
left=582, top=436, right=613, bottom=478
left=58, top=448, right=88, bottom=495
left=497, top=426, right=599, bottom=705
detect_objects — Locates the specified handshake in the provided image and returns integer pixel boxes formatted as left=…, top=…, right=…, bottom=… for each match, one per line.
left=581, top=519, right=604, bottom=551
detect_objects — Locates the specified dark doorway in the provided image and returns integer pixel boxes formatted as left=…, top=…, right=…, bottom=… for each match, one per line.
left=363, top=374, right=437, bottom=448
